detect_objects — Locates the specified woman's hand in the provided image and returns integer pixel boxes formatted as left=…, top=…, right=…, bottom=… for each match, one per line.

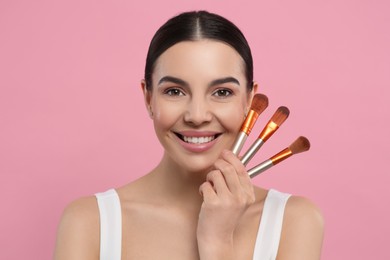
left=197, top=149, right=255, bottom=259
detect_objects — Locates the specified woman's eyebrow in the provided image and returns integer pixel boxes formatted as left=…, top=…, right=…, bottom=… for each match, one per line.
left=157, top=76, right=240, bottom=88
left=208, top=77, right=240, bottom=87
left=158, top=76, right=189, bottom=87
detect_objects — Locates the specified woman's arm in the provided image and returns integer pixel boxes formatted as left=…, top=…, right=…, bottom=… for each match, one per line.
left=54, top=196, right=100, bottom=260
left=277, top=196, right=324, bottom=260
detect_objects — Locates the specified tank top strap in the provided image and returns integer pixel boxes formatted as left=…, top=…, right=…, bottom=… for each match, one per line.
left=95, top=189, right=122, bottom=260
left=252, top=189, right=291, bottom=260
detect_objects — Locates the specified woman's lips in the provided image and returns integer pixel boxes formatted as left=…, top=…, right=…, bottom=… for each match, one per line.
left=173, top=131, right=221, bottom=153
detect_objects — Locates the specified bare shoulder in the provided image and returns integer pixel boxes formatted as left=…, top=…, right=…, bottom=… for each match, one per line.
left=277, top=195, right=324, bottom=260
left=54, top=196, right=100, bottom=260
left=285, top=195, right=324, bottom=226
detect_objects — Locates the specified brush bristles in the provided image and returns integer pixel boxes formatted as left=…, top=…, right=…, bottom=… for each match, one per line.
left=251, top=94, right=268, bottom=114
left=289, top=136, right=310, bottom=154
left=271, top=106, right=290, bottom=125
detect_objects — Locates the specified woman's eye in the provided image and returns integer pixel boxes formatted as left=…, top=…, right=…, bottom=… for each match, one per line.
left=165, top=88, right=185, bottom=96
left=213, top=89, right=233, bottom=97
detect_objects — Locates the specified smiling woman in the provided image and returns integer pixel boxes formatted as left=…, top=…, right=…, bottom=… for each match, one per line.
left=147, top=40, right=250, bottom=172
left=54, top=11, right=324, bottom=260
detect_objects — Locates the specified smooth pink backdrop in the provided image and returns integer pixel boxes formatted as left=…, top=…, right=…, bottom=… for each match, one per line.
left=1, top=0, right=389, bottom=259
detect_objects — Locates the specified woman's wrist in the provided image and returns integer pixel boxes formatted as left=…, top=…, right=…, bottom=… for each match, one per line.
left=197, top=235, right=235, bottom=260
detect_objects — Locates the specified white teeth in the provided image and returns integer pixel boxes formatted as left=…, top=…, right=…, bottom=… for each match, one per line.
left=183, top=135, right=215, bottom=144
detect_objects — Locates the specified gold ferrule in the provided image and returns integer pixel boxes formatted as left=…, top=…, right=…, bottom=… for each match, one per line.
left=270, top=148, right=293, bottom=165
left=240, top=110, right=259, bottom=135
left=258, top=121, right=279, bottom=142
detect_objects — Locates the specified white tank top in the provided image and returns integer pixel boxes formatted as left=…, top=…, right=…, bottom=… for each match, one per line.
left=95, top=189, right=291, bottom=260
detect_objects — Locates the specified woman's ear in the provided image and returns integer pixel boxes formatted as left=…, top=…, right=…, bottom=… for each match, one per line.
left=246, top=81, right=259, bottom=111
left=141, top=80, right=153, bottom=118
left=252, top=81, right=259, bottom=95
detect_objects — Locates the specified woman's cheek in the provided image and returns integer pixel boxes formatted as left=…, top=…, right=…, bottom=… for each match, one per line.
left=152, top=101, right=182, bottom=127
left=215, top=105, right=245, bottom=132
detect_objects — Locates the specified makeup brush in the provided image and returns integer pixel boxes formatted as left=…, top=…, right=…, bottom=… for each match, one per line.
left=248, top=136, right=310, bottom=178
left=231, top=93, right=269, bottom=155
left=241, top=106, right=290, bottom=166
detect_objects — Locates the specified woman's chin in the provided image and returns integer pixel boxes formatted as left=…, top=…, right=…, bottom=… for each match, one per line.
left=175, top=157, right=216, bottom=176
left=186, top=164, right=214, bottom=175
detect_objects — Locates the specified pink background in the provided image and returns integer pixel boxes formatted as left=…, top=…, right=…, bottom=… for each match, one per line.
left=1, top=0, right=389, bottom=259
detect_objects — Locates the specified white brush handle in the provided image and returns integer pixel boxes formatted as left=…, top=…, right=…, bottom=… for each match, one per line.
left=241, top=139, right=265, bottom=166
left=231, top=132, right=248, bottom=156
left=248, top=159, right=274, bottom=178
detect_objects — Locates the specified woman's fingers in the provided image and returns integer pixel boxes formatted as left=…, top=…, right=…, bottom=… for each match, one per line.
left=214, top=150, right=253, bottom=190
left=221, top=150, right=247, bottom=177
left=220, top=149, right=253, bottom=192
left=205, top=170, right=230, bottom=197
left=199, top=181, right=218, bottom=202
left=201, top=149, right=255, bottom=204
left=213, top=158, right=241, bottom=194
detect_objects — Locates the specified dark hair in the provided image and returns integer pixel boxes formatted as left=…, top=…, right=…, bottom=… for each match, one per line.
left=144, top=10, right=253, bottom=91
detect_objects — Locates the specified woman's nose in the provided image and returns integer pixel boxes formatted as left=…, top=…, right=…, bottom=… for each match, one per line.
left=183, top=97, right=213, bottom=125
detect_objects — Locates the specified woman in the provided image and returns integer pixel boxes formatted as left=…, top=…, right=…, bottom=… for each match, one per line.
left=54, top=11, right=324, bottom=260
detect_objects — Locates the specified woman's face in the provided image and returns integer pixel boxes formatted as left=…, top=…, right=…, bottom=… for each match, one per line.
left=144, top=40, right=255, bottom=173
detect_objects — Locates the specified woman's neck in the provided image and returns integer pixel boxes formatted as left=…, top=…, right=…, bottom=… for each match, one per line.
left=146, top=153, right=210, bottom=209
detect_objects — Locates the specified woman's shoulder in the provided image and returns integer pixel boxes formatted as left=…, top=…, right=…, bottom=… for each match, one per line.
left=284, top=194, right=324, bottom=228
left=54, top=195, right=100, bottom=259
left=60, top=195, right=100, bottom=226
left=278, top=193, right=325, bottom=259
left=253, top=186, right=323, bottom=222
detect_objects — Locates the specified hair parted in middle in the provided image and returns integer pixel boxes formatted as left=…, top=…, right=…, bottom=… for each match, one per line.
left=144, top=10, right=254, bottom=91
